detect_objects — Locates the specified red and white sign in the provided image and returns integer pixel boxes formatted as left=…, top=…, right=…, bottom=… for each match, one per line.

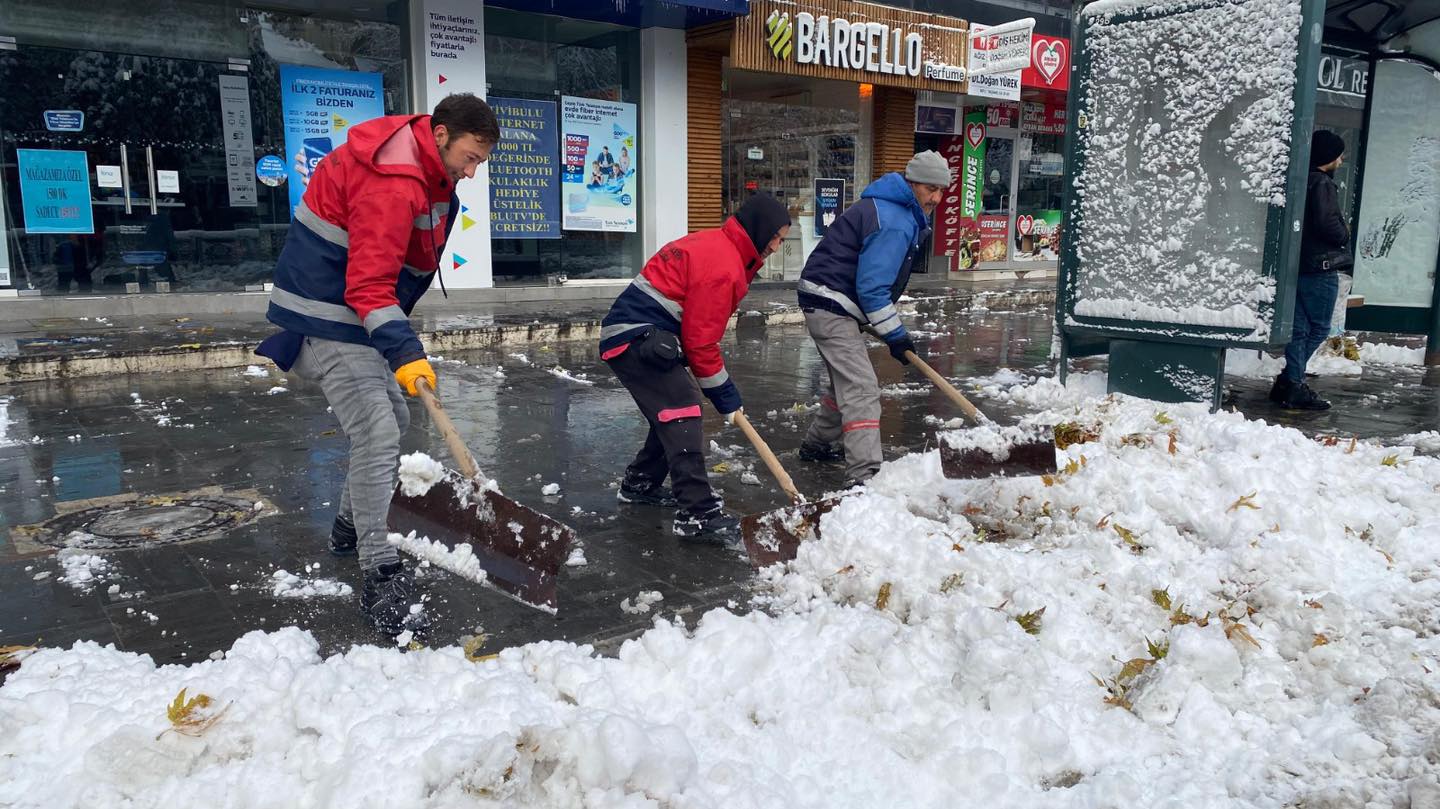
left=933, top=136, right=971, bottom=262
left=1020, top=100, right=1066, bottom=134
left=985, top=103, right=1018, bottom=129
left=1022, top=35, right=1069, bottom=91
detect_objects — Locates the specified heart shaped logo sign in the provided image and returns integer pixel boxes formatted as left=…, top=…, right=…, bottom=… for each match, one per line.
left=1034, top=40, right=1065, bottom=85
left=965, top=122, right=985, bottom=150
left=1017, top=214, right=1035, bottom=236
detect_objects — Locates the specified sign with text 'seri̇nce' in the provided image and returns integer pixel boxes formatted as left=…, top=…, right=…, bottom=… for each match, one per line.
left=488, top=97, right=560, bottom=239
left=17, top=149, right=93, bottom=234
left=279, top=65, right=385, bottom=215
left=561, top=97, right=637, bottom=233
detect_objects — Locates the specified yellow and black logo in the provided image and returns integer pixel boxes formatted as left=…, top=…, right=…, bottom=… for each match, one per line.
left=765, top=10, right=792, bottom=60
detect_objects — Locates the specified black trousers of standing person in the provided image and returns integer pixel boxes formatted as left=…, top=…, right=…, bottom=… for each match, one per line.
left=604, top=328, right=720, bottom=517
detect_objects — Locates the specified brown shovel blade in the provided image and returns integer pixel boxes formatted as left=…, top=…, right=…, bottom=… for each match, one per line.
left=939, top=433, right=1058, bottom=480
left=388, top=469, right=575, bottom=612
left=740, top=495, right=847, bottom=568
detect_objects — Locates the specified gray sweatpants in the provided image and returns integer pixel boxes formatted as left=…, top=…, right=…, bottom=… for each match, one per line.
left=802, top=308, right=883, bottom=482
left=292, top=336, right=408, bottom=570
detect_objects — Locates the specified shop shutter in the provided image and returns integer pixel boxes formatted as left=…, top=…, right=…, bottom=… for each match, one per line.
left=687, top=48, right=726, bottom=232
left=873, top=87, right=917, bottom=180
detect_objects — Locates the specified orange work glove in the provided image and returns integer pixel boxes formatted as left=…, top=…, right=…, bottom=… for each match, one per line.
left=395, top=358, right=437, bottom=397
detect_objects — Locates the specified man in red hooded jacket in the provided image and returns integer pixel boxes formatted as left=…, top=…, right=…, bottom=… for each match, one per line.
left=256, top=93, right=499, bottom=634
left=599, top=194, right=791, bottom=541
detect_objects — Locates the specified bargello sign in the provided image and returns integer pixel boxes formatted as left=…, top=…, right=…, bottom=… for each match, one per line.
left=732, top=0, right=970, bottom=92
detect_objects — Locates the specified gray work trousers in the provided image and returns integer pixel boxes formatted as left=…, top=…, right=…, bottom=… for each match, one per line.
left=293, top=336, right=408, bottom=570
left=802, top=309, right=884, bottom=483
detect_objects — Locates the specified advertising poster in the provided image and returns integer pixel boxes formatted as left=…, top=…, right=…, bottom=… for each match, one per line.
left=16, top=149, right=93, bottom=234
left=961, top=111, right=987, bottom=226
left=933, top=136, right=976, bottom=269
left=488, top=97, right=560, bottom=239
left=979, top=214, right=1010, bottom=263
left=813, top=178, right=845, bottom=237
left=561, top=96, right=638, bottom=233
left=0, top=170, right=9, bottom=286
left=280, top=65, right=385, bottom=214
left=218, top=74, right=258, bottom=207
left=915, top=105, right=957, bottom=135
left=1014, top=209, right=1063, bottom=261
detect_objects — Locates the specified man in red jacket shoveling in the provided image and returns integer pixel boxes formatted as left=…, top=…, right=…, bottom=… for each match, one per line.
left=256, top=94, right=500, bottom=634
left=599, top=194, right=791, bottom=542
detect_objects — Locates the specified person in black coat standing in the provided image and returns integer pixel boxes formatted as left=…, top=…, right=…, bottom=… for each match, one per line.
left=1271, top=130, right=1351, bottom=411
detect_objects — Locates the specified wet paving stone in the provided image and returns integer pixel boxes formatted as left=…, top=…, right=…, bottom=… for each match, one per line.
left=1, top=304, right=1435, bottom=661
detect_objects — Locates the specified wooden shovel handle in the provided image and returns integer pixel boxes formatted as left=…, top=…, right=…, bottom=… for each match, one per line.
left=903, top=351, right=991, bottom=426
left=415, top=377, right=483, bottom=480
left=731, top=411, right=804, bottom=504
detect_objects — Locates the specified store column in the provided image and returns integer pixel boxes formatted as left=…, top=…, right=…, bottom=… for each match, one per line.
left=411, top=0, right=492, bottom=288
left=873, top=86, right=917, bottom=180
left=686, top=44, right=725, bottom=233
left=641, top=27, right=689, bottom=257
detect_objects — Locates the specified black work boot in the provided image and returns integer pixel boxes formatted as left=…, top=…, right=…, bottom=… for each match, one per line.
left=329, top=513, right=358, bottom=557
left=798, top=441, right=845, bottom=463
left=1279, top=382, right=1331, bottom=411
left=1267, top=375, right=1288, bottom=403
left=361, top=561, right=431, bottom=635
left=672, top=506, right=740, bottom=544
left=617, top=475, right=679, bottom=507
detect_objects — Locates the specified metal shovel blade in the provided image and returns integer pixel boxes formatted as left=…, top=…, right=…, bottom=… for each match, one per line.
left=388, top=468, right=575, bottom=612
left=938, top=426, right=1058, bottom=480
left=740, top=495, right=846, bottom=568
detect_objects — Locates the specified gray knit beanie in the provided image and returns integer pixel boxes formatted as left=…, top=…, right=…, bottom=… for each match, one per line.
left=905, top=150, right=954, bottom=186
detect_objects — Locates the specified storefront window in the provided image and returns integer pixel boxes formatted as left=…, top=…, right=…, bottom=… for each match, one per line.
left=722, top=73, right=861, bottom=281
left=0, top=0, right=409, bottom=294
left=484, top=7, right=642, bottom=285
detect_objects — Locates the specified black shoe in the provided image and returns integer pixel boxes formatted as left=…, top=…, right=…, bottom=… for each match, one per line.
left=329, top=513, right=358, bottom=557
left=1279, top=383, right=1331, bottom=411
left=361, top=562, right=431, bottom=635
left=617, top=481, right=679, bottom=508
left=1268, top=375, right=1289, bottom=403
left=798, top=441, right=845, bottom=463
left=672, top=507, right=740, bottom=543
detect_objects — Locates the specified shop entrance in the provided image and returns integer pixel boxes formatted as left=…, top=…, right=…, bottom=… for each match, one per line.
left=1, top=44, right=271, bottom=294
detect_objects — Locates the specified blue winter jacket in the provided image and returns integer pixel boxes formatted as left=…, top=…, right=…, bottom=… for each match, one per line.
left=797, top=172, right=932, bottom=343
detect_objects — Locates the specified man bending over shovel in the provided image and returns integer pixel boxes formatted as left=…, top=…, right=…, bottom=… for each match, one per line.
left=255, top=94, right=500, bottom=634
left=796, top=151, right=946, bottom=487
left=600, top=194, right=791, bottom=542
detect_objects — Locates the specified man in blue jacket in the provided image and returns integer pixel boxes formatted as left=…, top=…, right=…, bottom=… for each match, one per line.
left=796, top=151, right=946, bottom=486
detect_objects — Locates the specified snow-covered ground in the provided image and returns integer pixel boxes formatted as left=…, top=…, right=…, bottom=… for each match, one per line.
left=2, top=373, right=1438, bottom=808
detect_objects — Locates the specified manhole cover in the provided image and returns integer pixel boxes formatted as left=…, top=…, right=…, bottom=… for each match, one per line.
left=14, top=488, right=272, bottom=552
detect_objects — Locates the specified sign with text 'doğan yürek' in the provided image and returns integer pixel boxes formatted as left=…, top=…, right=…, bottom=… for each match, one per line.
left=488, top=97, right=559, bottom=239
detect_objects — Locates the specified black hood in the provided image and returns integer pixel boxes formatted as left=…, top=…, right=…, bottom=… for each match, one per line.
left=733, top=193, right=790, bottom=254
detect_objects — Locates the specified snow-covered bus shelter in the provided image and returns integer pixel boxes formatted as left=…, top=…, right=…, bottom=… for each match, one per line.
left=1055, top=0, right=1440, bottom=408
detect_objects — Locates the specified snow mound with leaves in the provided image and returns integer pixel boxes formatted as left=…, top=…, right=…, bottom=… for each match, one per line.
left=2, top=376, right=1438, bottom=808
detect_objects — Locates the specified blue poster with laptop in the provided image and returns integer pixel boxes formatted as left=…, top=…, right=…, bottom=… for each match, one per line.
left=16, top=149, right=94, bottom=234
left=560, top=96, right=637, bottom=233
left=279, top=65, right=385, bottom=214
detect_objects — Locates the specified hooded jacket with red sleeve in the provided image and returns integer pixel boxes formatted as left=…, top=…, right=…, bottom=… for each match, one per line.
left=598, top=218, right=761, bottom=414
left=259, top=114, right=457, bottom=371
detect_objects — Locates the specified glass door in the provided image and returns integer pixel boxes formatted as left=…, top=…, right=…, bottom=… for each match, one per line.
left=0, top=45, right=264, bottom=294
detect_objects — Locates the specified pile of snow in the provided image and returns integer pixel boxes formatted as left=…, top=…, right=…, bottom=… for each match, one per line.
left=620, top=590, right=664, bottom=615
left=547, top=367, right=595, bottom=386
left=387, top=531, right=487, bottom=585
left=265, top=386, right=289, bottom=396
left=270, top=569, right=352, bottom=599
left=1358, top=342, right=1425, bottom=366
left=396, top=452, right=446, bottom=498
left=0, top=396, right=14, bottom=447
left=541, top=482, right=561, bottom=496
left=4, top=374, right=1440, bottom=807
left=241, top=365, right=270, bottom=378
left=56, top=551, right=115, bottom=593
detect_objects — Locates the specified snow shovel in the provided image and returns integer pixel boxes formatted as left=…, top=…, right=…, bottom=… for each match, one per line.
left=387, top=378, right=576, bottom=613
left=897, top=348, right=1057, bottom=480
left=733, top=411, right=846, bottom=568
left=854, top=324, right=1056, bottom=480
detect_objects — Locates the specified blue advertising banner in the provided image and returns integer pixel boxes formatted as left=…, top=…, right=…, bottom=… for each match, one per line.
left=560, top=96, right=637, bottom=233
left=279, top=65, right=386, bottom=213
left=16, top=149, right=93, bottom=234
left=488, top=97, right=560, bottom=239
left=813, top=178, right=845, bottom=237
